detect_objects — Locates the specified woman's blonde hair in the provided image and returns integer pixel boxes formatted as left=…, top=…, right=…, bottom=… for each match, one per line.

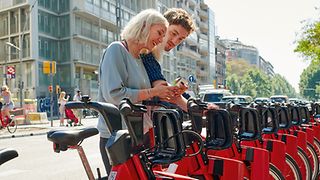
left=1, top=85, right=8, bottom=92
left=59, top=91, right=66, bottom=100
left=121, top=9, right=168, bottom=44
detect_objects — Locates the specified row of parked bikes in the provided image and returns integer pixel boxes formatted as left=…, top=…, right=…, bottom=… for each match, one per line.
left=2, top=95, right=320, bottom=180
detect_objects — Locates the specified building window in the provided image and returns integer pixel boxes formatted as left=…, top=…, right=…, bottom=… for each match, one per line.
left=110, top=4, right=116, bottom=14
left=102, top=0, right=109, bottom=10
left=10, top=11, right=18, bottom=34
left=23, top=35, right=30, bottom=58
left=26, top=62, right=32, bottom=87
left=0, top=14, right=8, bottom=36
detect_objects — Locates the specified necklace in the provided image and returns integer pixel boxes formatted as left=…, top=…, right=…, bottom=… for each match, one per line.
left=122, top=39, right=129, bottom=51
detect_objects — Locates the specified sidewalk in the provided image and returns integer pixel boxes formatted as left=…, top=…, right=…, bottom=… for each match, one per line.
left=0, top=117, right=98, bottom=139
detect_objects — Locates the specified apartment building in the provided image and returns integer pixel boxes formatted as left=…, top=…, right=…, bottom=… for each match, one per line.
left=215, top=36, right=226, bottom=87
left=220, top=38, right=274, bottom=77
left=175, top=0, right=210, bottom=85
left=0, top=0, right=212, bottom=105
left=259, top=56, right=275, bottom=77
left=222, top=38, right=260, bottom=66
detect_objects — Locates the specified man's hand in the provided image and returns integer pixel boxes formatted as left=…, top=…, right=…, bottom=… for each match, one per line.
left=207, top=103, right=219, bottom=110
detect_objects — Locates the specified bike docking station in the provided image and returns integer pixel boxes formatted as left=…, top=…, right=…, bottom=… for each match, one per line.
left=46, top=94, right=320, bottom=180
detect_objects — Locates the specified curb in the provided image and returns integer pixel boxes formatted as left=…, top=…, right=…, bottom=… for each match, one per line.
left=0, top=117, right=97, bottom=140
left=0, top=131, right=48, bottom=139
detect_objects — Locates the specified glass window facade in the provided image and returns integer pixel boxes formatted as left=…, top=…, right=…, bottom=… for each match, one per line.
left=75, top=16, right=115, bottom=43
left=20, top=8, right=29, bottom=31
left=10, top=11, right=18, bottom=34
left=0, top=39, right=7, bottom=62
left=60, top=40, right=70, bottom=62
left=38, top=10, right=69, bottom=38
left=59, top=15, right=70, bottom=37
left=38, top=0, right=69, bottom=13
left=39, top=36, right=58, bottom=60
left=0, top=13, right=8, bottom=36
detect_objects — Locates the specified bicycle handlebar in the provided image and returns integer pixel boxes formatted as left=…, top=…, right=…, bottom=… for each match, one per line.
left=65, top=95, right=122, bottom=133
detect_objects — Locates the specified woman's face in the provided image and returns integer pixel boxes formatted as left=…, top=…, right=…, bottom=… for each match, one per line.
left=146, top=24, right=167, bottom=50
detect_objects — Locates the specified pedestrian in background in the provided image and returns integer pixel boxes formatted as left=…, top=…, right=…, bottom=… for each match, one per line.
left=58, top=91, right=69, bottom=126
left=0, top=85, right=14, bottom=127
left=73, top=89, right=83, bottom=125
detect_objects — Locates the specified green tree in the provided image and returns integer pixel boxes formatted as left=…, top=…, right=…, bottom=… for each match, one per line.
left=226, top=60, right=296, bottom=98
left=299, top=61, right=320, bottom=100
left=295, top=20, right=320, bottom=64
left=240, top=73, right=257, bottom=97
left=226, top=74, right=241, bottom=94
left=226, top=59, right=254, bottom=77
left=272, top=74, right=297, bottom=97
left=245, top=69, right=273, bottom=97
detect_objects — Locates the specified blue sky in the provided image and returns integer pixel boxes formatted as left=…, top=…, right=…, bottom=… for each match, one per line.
left=205, top=0, right=319, bottom=92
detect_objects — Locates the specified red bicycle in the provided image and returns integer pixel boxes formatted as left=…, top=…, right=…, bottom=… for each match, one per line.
left=0, top=102, right=17, bottom=133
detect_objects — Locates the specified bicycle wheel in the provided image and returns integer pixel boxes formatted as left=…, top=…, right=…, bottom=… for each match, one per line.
left=285, top=153, right=302, bottom=180
left=313, top=138, right=320, bottom=175
left=306, top=142, right=319, bottom=180
left=269, top=163, right=285, bottom=180
left=297, top=147, right=312, bottom=180
left=7, top=118, right=17, bottom=134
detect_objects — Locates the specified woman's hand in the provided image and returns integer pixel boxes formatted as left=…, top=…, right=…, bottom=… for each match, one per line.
left=152, top=85, right=179, bottom=100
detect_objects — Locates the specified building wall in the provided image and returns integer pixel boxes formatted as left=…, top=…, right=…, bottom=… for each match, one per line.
left=215, top=36, right=226, bottom=86
left=208, top=7, right=215, bottom=84
left=0, top=0, right=213, bottom=105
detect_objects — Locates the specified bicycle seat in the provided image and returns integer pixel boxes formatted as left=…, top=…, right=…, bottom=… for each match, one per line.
left=0, top=148, right=18, bottom=165
left=47, top=127, right=98, bottom=147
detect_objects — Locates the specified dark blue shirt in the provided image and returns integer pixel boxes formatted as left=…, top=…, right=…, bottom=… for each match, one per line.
left=141, top=53, right=166, bottom=84
left=141, top=53, right=190, bottom=100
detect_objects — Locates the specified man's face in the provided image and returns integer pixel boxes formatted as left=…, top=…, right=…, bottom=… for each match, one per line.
left=164, top=24, right=190, bottom=52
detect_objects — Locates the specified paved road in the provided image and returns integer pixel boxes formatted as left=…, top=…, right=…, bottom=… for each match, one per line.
left=0, top=117, right=107, bottom=180
left=0, top=117, right=98, bottom=139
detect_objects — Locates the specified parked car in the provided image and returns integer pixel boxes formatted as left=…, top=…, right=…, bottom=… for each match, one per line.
left=270, top=95, right=289, bottom=104
left=221, top=95, right=253, bottom=106
left=199, top=89, right=232, bottom=103
left=254, top=97, right=271, bottom=104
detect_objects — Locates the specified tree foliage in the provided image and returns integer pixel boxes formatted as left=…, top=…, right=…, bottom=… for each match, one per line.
left=295, top=20, right=320, bottom=64
left=299, top=61, right=320, bottom=100
left=226, top=59, right=254, bottom=77
left=226, top=74, right=241, bottom=94
left=226, top=61, right=297, bottom=98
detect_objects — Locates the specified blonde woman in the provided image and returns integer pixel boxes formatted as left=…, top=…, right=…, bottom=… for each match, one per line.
left=0, top=85, right=14, bottom=127
left=58, top=91, right=69, bottom=126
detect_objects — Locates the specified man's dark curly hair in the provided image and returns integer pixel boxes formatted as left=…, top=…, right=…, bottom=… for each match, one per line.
left=164, top=8, right=196, bottom=34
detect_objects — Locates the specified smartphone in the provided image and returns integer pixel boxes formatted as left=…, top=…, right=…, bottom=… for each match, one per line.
left=174, top=77, right=188, bottom=88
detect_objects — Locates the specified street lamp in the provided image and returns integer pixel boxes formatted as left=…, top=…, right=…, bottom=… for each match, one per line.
left=5, top=42, right=20, bottom=51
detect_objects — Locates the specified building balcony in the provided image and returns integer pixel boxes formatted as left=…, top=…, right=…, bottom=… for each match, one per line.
left=199, top=32, right=208, bottom=40
left=196, top=67, right=209, bottom=77
left=197, top=56, right=208, bottom=65
left=0, top=0, right=26, bottom=10
left=177, top=45, right=201, bottom=59
left=198, top=9, right=208, bottom=19
left=185, top=7, right=195, bottom=16
left=199, top=0, right=208, bottom=10
left=188, top=0, right=197, bottom=7
left=199, top=43, right=208, bottom=55
left=199, top=21, right=208, bottom=32
left=72, top=1, right=118, bottom=32
left=185, top=32, right=198, bottom=46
